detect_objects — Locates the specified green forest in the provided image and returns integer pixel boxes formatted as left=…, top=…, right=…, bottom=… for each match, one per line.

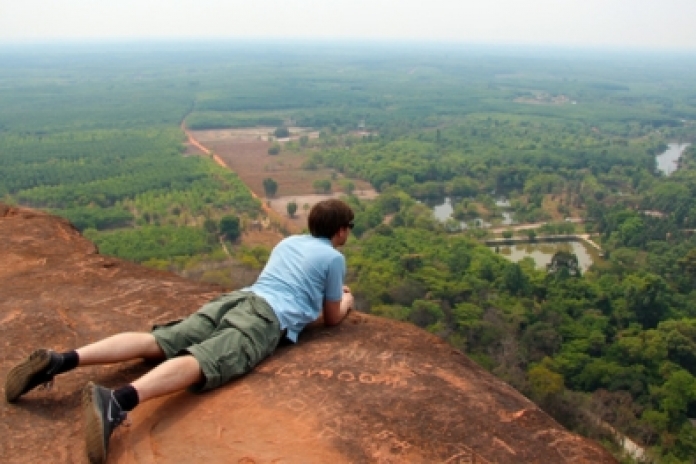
left=2, top=42, right=696, bottom=462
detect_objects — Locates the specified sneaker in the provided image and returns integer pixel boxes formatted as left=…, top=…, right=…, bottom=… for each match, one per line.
left=82, top=382, right=127, bottom=464
left=4, top=349, right=64, bottom=403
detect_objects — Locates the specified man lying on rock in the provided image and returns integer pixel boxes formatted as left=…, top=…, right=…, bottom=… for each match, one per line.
left=4, top=198, right=355, bottom=464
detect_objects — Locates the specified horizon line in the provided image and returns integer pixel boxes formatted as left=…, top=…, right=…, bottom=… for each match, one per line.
left=1, top=37, right=695, bottom=55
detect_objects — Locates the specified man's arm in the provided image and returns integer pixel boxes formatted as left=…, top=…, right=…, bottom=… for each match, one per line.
left=311, top=286, right=354, bottom=327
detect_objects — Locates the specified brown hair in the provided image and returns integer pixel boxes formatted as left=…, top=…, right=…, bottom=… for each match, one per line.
left=308, top=199, right=354, bottom=239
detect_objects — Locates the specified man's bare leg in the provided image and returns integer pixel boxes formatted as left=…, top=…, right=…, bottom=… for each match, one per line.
left=78, top=333, right=204, bottom=400
left=4, top=332, right=165, bottom=403
left=76, top=332, right=165, bottom=365
left=132, top=354, right=203, bottom=401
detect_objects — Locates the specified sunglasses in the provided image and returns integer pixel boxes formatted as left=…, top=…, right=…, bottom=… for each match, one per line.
left=346, top=221, right=355, bottom=230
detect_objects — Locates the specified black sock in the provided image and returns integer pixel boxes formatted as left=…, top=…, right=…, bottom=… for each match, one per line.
left=57, top=350, right=79, bottom=374
left=113, top=385, right=139, bottom=412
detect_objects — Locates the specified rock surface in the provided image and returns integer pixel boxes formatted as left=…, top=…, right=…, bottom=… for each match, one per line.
left=0, top=203, right=617, bottom=463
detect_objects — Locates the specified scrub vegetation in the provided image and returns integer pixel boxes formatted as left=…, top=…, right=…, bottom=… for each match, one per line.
left=2, top=42, right=696, bottom=462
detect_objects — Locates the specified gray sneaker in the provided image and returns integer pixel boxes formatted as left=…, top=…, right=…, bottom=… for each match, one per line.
left=5, top=349, right=63, bottom=403
left=82, top=382, right=128, bottom=464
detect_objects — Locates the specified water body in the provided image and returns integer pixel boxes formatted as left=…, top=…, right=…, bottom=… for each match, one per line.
left=655, top=142, right=691, bottom=176
left=491, top=241, right=596, bottom=272
left=489, top=143, right=690, bottom=271
left=431, top=197, right=456, bottom=222
left=430, top=197, right=598, bottom=270
left=429, top=197, right=513, bottom=228
left=429, top=197, right=470, bottom=229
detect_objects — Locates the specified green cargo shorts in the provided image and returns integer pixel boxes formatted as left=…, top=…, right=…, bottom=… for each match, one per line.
left=152, top=290, right=282, bottom=392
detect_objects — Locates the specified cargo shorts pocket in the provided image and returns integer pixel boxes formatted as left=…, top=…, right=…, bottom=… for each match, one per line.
left=151, top=318, right=184, bottom=331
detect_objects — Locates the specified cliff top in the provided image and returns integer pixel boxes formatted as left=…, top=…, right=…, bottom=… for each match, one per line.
left=0, top=203, right=616, bottom=463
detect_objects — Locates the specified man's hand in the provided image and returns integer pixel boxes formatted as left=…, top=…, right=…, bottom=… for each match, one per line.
left=341, top=286, right=354, bottom=315
left=319, top=287, right=354, bottom=327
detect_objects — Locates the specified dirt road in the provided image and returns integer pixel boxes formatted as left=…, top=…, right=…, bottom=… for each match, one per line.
left=181, top=122, right=290, bottom=233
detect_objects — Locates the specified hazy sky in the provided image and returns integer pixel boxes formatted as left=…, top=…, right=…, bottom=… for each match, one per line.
left=1, top=0, right=695, bottom=51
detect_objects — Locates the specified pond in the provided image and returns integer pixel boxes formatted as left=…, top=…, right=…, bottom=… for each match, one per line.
left=656, top=142, right=691, bottom=176
left=430, top=196, right=457, bottom=222
left=491, top=240, right=597, bottom=272
left=428, top=196, right=514, bottom=228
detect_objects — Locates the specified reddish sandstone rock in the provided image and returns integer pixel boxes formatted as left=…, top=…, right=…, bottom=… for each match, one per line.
left=0, top=204, right=617, bottom=463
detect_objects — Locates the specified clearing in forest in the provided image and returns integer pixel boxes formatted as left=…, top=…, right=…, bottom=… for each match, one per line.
left=191, top=127, right=372, bottom=197
left=189, top=127, right=376, bottom=232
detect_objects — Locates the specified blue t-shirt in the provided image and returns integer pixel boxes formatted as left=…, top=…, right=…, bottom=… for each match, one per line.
left=245, top=235, right=345, bottom=342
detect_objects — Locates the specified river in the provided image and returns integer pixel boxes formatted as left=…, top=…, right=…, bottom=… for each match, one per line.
left=656, top=142, right=691, bottom=176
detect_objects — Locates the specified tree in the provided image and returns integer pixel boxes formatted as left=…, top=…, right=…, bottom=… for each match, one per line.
left=343, top=181, right=355, bottom=194
left=657, top=369, right=696, bottom=425
left=219, top=215, right=241, bottom=241
left=450, top=177, right=477, bottom=197
left=658, top=319, right=696, bottom=374
left=624, top=273, right=669, bottom=329
left=502, top=229, right=514, bottom=239
left=522, top=323, right=563, bottom=361
left=502, top=262, right=530, bottom=295
left=528, top=364, right=564, bottom=400
left=287, top=201, right=298, bottom=218
left=377, top=193, right=401, bottom=215
left=590, top=389, right=642, bottom=435
left=408, top=300, right=444, bottom=329
left=274, top=127, right=290, bottom=138
left=678, top=249, right=696, bottom=280
left=268, top=144, right=281, bottom=155
left=312, top=179, right=332, bottom=193
left=203, top=218, right=218, bottom=235
left=547, top=251, right=581, bottom=277
left=262, top=178, right=278, bottom=197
